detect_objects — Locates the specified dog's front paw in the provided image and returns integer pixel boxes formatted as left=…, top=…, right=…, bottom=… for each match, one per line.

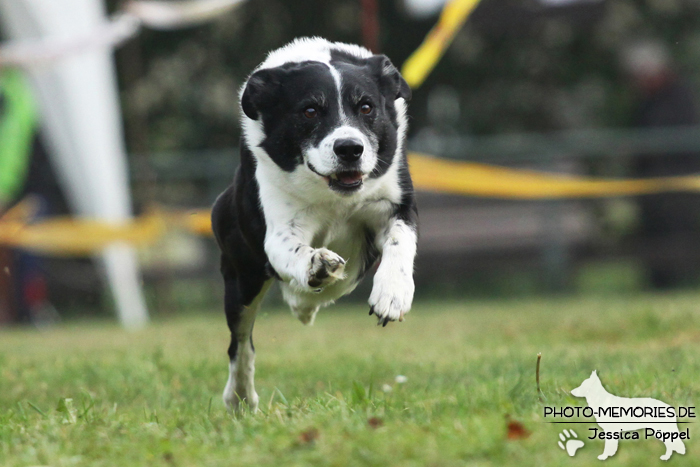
left=306, top=248, right=346, bottom=290
left=368, top=271, right=414, bottom=326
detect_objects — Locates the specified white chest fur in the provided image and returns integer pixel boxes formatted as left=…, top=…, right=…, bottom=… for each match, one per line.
left=258, top=165, right=399, bottom=311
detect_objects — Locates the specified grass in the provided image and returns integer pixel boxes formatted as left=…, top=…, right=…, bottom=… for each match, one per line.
left=1, top=292, right=700, bottom=466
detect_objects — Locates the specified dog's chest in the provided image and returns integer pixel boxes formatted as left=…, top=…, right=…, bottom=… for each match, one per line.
left=309, top=204, right=384, bottom=278
left=276, top=200, right=389, bottom=308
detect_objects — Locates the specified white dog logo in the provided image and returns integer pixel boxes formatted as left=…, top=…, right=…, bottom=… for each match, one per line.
left=571, top=370, right=686, bottom=461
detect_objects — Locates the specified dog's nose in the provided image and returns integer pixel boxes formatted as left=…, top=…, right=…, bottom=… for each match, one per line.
left=333, top=138, right=364, bottom=162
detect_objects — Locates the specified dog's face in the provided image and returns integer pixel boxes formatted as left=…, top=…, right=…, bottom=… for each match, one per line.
left=571, top=370, right=601, bottom=397
left=241, top=43, right=410, bottom=195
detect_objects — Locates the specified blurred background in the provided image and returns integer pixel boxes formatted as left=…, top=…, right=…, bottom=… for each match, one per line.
left=3, top=0, right=700, bottom=325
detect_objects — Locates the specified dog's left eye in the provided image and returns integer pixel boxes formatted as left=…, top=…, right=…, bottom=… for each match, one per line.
left=304, top=107, right=318, bottom=119
left=359, top=104, right=372, bottom=115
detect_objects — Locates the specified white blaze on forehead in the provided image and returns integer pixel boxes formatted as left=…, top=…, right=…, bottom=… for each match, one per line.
left=327, top=65, right=346, bottom=121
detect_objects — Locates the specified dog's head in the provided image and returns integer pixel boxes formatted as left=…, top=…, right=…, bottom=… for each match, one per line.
left=571, top=370, right=602, bottom=398
left=240, top=38, right=410, bottom=195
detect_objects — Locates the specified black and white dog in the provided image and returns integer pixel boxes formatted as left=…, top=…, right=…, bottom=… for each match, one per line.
left=211, top=38, right=417, bottom=412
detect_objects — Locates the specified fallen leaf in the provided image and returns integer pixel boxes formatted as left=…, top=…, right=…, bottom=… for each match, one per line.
left=506, top=416, right=530, bottom=440
left=368, top=417, right=383, bottom=429
left=299, top=427, right=320, bottom=444
left=163, top=451, right=175, bottom=465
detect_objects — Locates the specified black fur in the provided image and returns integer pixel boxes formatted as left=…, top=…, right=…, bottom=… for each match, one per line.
left=211, top=141, right=269, bottom=361
left=242, top=61, right=341, bottom=172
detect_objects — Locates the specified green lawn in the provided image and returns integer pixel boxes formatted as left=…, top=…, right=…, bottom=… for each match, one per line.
left=1, top=292, right=699, bottom=466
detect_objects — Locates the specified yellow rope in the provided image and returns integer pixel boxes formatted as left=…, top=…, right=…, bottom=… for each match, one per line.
left=408, top=152, right=700, bottom=199
left=0, top=209, right=166, bottom=255
left=4, top=155, right=700, bottom=255
left=401, top=0, right=481, bottom=89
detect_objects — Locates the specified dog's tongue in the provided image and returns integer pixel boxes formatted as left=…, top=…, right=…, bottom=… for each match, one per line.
left=338, top=171, right=362, bottom=184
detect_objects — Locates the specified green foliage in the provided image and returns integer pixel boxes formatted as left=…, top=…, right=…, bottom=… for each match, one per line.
left=111, top=0, right=700, bottom=152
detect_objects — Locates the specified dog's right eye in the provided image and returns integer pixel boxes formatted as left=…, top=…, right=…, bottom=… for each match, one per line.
left=304, top=107, right=318, bottom=119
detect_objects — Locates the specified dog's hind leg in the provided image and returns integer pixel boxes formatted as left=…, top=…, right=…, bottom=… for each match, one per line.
left=222, top=263, right=272, bottom=413
left=661, top=435, right=686, bottom=460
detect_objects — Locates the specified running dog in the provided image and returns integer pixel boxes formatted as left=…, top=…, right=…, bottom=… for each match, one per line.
left=211, top=38, right=417, bottom=412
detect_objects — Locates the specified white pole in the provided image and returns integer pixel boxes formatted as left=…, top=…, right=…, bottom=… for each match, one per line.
left=0, top=0, right=149, bottom=328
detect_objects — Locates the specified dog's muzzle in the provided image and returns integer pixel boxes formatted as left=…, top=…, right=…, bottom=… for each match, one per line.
left=308, top=159, right=365, bottom=194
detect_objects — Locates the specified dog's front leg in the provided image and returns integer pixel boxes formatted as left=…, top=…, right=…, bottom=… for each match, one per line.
left=264, top=218, right=346, bottom=293
left=598, top=436, right=618, bottom=460
left=369, top=219, right=417, bottom=326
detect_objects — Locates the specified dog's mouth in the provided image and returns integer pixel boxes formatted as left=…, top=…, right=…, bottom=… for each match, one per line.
left=308, top=164, right=364, bottom=194
left=328, top=170, right=363, bottom=192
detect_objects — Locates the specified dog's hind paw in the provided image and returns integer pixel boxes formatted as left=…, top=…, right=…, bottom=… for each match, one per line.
left=306, top=248, right=346, bottom=290
left=223, top=385, right=259, bottom=414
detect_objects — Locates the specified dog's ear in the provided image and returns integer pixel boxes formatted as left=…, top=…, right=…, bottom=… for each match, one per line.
left=368, top=54, right=411, bottom=102
left=241, top=68, right=284, bottom=120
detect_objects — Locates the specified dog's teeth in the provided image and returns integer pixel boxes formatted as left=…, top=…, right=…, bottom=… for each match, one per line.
left=330, top=174, right=338, bottom=180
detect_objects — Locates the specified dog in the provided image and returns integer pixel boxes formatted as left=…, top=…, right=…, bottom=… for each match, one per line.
left=211, top=38, right=417, bottom=412
left=571, top=370, right=686, bottom=460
